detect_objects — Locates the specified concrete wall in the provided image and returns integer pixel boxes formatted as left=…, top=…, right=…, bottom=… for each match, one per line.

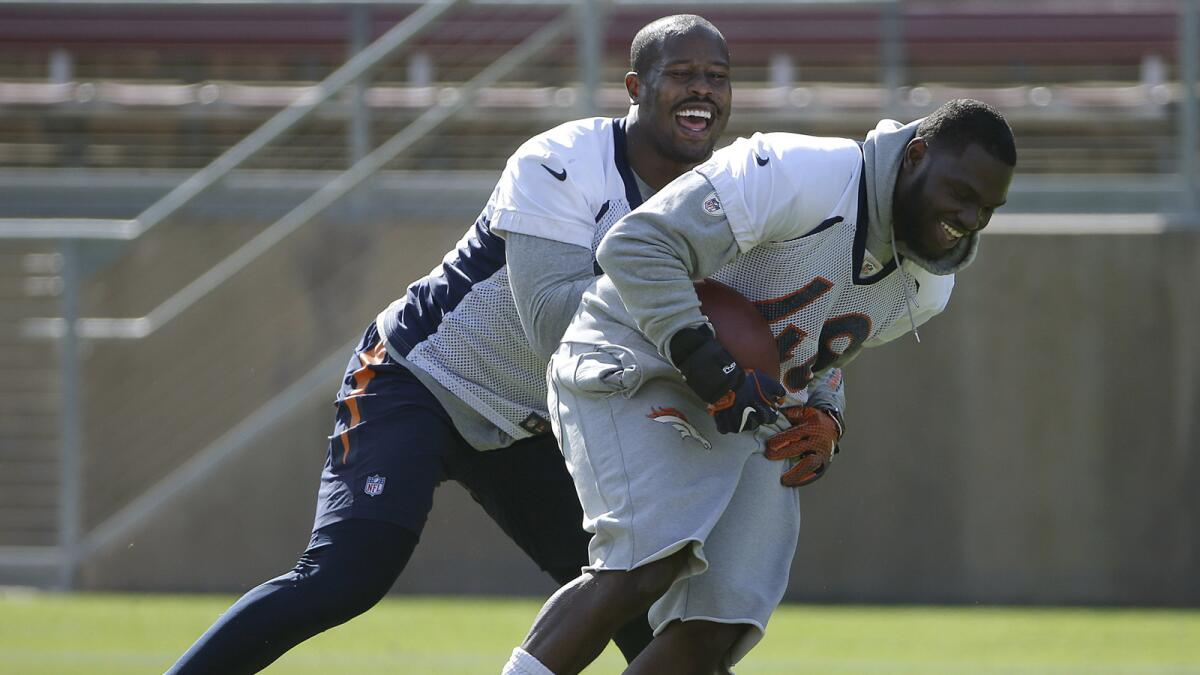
left=793, top=229, right=1199, bottom=606
left=79, top=228, right=1199, bottom=606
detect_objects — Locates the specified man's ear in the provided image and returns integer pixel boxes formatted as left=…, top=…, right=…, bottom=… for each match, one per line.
left=625, top=72, right=640, bottom=104
left=903, top=137, right=928, bottom=169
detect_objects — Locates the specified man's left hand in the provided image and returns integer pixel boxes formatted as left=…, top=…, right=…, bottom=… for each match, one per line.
left=764, top=406, right=843, bottom=487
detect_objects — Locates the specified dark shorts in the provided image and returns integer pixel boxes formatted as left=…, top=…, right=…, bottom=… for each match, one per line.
left=313, top=322, right=589, bottom=573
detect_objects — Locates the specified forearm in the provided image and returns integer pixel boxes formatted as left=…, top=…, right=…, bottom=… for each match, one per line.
left=505, top=232, right=597, bottom=360
left=805, top=368, right=846, bottom=415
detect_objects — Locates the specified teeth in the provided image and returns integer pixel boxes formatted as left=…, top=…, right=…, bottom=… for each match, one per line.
left=675, top=109, right=712, bottom=119
left=941, top=221, right=965, bottom=239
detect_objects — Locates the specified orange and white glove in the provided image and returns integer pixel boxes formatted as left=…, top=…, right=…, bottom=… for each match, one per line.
left=764, top=406, right=844, bottom=487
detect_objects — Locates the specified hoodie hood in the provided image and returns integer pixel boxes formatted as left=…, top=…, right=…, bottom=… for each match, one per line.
left=862, top=118, right=979, bottom=275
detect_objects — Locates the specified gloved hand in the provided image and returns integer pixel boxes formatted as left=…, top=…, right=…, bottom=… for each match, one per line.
left=764, top=405, right=844, bottom=487
left=707, top=369, right=788, bottom=434
left=670, top=326, right=786, bottom=434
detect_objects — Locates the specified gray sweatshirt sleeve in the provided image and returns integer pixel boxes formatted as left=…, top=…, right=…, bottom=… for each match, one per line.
left=505, top=231, right=598, bottom=360
left=595, top=171, right=741, bottom=360
left=805, top=367, right=847, bottom=414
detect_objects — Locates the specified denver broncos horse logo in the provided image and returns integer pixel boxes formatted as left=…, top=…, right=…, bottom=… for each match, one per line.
left=647, top=407, right=712, bottom=450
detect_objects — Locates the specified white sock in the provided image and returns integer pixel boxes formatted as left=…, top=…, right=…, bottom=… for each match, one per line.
left=501, top=646, right=555, bottom=675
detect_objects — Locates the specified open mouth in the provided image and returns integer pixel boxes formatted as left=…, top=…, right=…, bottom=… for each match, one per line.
left=675, top=107, right=714, bottom=134
left=940, top=220, right=966, bottom=245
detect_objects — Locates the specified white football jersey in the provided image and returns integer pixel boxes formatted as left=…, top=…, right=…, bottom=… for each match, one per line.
left=569, top=131, right=954, bottom=393
left=700, top=132, right=954, bottom=390
left=376, top=117, right=647, bottom=440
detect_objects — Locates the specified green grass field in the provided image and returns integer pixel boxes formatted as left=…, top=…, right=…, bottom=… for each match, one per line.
left=1, top=591, right=1197, bottom=674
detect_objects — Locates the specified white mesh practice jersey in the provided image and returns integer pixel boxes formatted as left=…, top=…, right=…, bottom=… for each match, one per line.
left=376, top=117, right=647, bottom=440
left=573, top=131, right=955, bottom=393
left=702, top=132, right=955, bottom=391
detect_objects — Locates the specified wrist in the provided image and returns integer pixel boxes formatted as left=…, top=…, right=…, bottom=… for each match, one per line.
left=668, top=325, right=715, bottom=366
left=815, top=406, right=845, bottom=438
left=670, top=327, right=742, bottom=404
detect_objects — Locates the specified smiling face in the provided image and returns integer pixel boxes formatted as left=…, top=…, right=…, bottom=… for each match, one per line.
left=892, top=140, right=1014, bottom=261
left=626, top=27, right=731, bottom=166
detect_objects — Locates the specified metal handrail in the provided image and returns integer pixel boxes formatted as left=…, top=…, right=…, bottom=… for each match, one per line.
left=0, top=219, right=138, bottom=239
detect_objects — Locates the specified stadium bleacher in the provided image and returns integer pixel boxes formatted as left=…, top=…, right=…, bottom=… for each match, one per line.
left=0, top=2, right=1183, bottom=174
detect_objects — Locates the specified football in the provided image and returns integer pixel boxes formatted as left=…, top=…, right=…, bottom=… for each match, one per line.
left=694, top=279, right=780, bottom=377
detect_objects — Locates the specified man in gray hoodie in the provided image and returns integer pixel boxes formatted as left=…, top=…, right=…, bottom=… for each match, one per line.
left=504, top=99, right=1016, bottom=675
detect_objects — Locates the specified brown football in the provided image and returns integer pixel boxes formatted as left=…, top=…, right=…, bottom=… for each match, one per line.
left=694, top=279, right=780, bottom=377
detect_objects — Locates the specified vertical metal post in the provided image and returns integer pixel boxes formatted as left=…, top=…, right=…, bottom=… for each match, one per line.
left=576, top=0, right=603, bottom=116
left=348, top=4, right=373, bottom=165
left=1180, top=0, right=1199, bottom=216
left=48, top=48, right=73, bottom=84
left=348, top=4, right=374, bottom=222
left=56, top=239, right=81, bottom=590
left=881, top=1, right=905, bottom=117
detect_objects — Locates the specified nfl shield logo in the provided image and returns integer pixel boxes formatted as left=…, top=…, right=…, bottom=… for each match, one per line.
left=702, top=191, right=723, bottom=216
left=364, top=474, right=387, bottom=497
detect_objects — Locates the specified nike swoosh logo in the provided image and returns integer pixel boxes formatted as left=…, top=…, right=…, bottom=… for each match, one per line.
left=541, top=164, right=567, bottom=181
left=738, top=406, right=756, bottom=432
left=754, top=153, right=769, bottom=166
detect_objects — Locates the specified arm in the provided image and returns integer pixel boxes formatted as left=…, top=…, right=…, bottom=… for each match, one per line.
left=596, top=136, right=858, bottom=434
left=597, top=171, right=783, bottom=434
left=804, top=368, right=846, bottom=418
left=595, top=171, right=741, bottom=360
left=597, top=133, right=853, bottom=359
left=505, top=232, right=597, bottom=360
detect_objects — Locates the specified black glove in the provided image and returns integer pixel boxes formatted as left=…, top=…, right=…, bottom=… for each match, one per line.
left=670, top=326, right=786, bottom=434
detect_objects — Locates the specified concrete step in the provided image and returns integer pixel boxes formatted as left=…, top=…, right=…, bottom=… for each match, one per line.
left=0, top=529, right=57, bottom=548
left=0, top=506, right=56, bottom=527
left=0, top=460, right=58, bottom=483
left=0, top=485, right=58, bottom=508
left=0, top=245, right=62, bottom=553
left=0, top=547, right=62, bottom=586
left=0, top=414, right=57, bottom=436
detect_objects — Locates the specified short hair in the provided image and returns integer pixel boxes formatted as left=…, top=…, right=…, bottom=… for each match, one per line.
left=629, top=14, right=726, bottom=74
left=917, top=99, right=1017, bottom=167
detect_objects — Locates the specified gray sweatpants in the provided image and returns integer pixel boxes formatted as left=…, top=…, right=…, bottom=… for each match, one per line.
left=547, top=336, right=801, bottom=666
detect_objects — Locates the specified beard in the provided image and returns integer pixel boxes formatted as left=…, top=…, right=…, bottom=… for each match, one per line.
left=891, top=170, right=977, bottom=275
left=892, top=170, right=930, bottom=257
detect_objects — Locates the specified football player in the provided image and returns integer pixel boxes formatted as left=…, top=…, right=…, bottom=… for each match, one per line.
left=503, top=99, right=1016, bottom=675
left=169, top=14, right=841, bottom=674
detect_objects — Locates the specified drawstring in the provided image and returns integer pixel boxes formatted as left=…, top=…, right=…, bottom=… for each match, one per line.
left=889, top=225, right=922, bottom=344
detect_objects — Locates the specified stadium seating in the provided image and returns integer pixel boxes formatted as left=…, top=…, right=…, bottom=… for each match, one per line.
left=0, top=3, right=1182, bottom=174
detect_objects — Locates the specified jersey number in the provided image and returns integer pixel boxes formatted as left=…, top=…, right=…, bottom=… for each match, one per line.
left=753, top=278, right=872, bottom=391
